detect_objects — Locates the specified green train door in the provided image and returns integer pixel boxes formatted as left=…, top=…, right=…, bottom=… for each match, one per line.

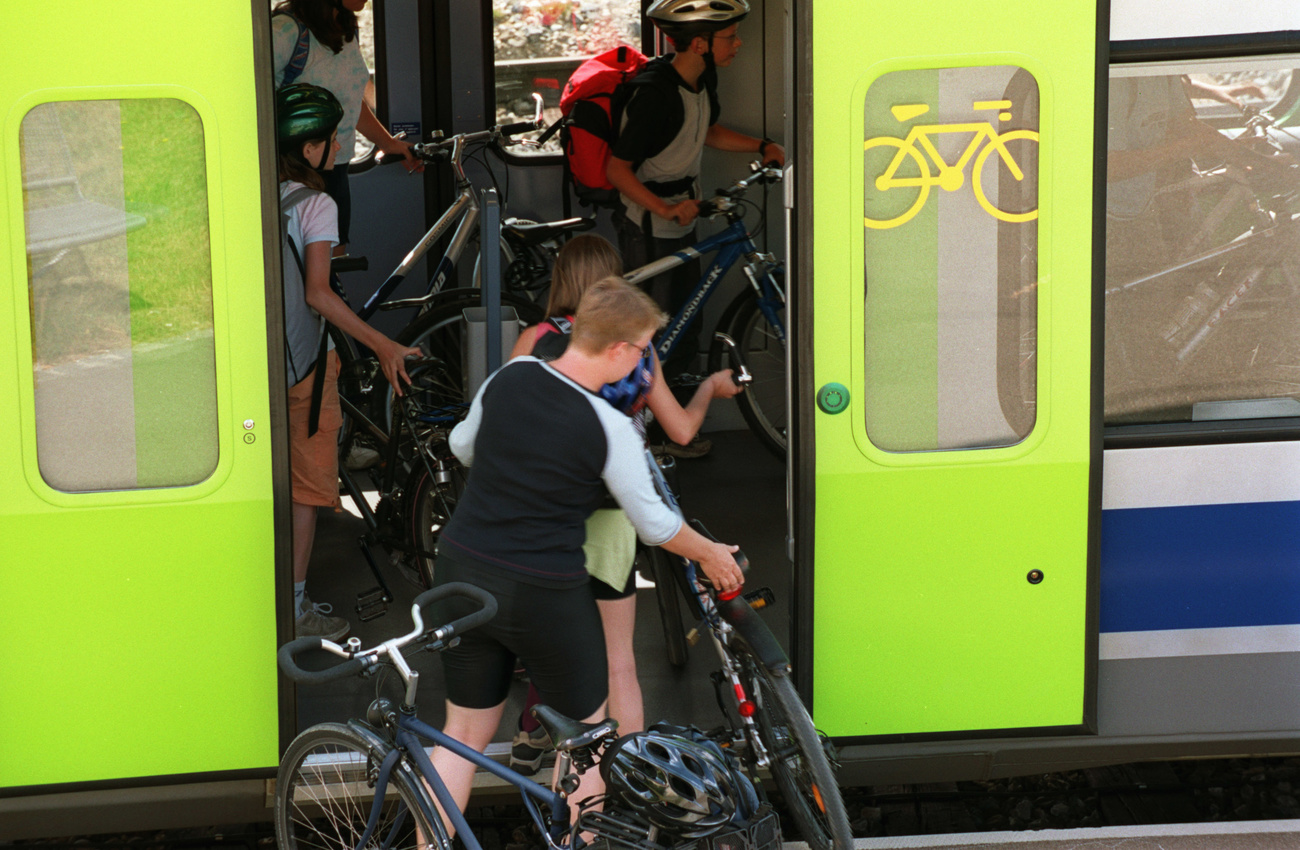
left=0, top=1, right=281, bottom=788
left=800, top=0, right=1103, bottom=738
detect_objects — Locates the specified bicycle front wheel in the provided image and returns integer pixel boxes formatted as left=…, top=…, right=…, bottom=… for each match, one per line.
left=276, top=721, right=447, bottom=850
left=389, top=292, right=545, bottom=432
left=645, top=545, right=688, bottom=667
left=747, top=664, right=852, bottom=850
left=972, top=129, right=1039, bottom=223
left=710, top=288, right=787, bottom=457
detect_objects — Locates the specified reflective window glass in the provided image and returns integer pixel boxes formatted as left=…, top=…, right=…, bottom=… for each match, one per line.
left=491, top=0, right=645, bottom=155
left=862, top=65, right=1040, bottom=452
left=22, top=99, right=218, bottom=491
left=1106, top=58, right=1300, bottom=425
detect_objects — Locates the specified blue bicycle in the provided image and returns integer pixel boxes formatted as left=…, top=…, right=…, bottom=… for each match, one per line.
left=274, top=583, right=786, bottom=850
left=624, top=164, right=788, bottom=457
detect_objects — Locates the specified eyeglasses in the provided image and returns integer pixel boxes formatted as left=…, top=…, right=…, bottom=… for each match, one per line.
left=622, top=341, right=654, bottom=360
left=712, top=32, right=741, bottom=42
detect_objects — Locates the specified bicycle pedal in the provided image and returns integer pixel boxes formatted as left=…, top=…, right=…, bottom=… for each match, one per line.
left=744, top=586, right=775, bottom=611
left=355, top=587, right=391, bottom=621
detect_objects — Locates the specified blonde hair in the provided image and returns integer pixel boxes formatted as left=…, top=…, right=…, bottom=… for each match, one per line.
left=546, top=234, right=622, bottom=319
left=570, top=277, right=667, bottom=354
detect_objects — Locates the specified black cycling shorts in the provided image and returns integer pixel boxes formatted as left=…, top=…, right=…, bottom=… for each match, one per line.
left=590, top=567, right=636, bottom=600
left=433, top=547, right=608, bottom=719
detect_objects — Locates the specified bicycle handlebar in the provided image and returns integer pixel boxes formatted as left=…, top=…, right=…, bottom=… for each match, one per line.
left=277, top=582, right=498, bottom=685
left=697, top=162, right=784, bottom=219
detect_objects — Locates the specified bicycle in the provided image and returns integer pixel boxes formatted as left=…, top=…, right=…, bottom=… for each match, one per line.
left=639, top=449, right=852, bottom=850
left=623, top=163, right=789, bottom=457
left=328, top=355, right=469, bottom=620
left=275, top=583, right=784, bottom=850
left=333, top=96, right=593, bottom=438
left=863, top=99, right=1039, bottom=229
left=1104, top=101, right=1300, bottom=421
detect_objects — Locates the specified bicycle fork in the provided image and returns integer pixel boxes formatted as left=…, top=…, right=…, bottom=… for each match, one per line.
left=706, top=621, right=773, bottom=770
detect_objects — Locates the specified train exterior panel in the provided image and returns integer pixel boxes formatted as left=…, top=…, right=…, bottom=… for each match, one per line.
left=2, top=0, right=1300, bottom=834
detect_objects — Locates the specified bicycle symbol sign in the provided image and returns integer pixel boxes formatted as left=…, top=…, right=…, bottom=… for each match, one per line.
left=864, top=100, right=1039, bottom=229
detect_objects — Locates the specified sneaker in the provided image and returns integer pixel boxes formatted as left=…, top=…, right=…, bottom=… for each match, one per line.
left=509, top=727, right=552, bottom=775
left=295, top=597, right=351, bottom=642
left=343, top=442, right=380, bottom=471
left=658, top=434, right=712, bottom=459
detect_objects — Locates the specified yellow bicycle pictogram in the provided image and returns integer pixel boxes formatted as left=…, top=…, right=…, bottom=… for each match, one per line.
left=864, top=100, right=1039, bottom=229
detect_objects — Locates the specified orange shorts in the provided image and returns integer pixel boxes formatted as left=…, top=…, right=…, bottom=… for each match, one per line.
left=288, top=350, right=342, bottom=508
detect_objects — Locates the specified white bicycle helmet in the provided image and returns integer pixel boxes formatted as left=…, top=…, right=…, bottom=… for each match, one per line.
left=646, top=0, right=749, bottom=46
left=646, top=0, right=751, bottom=25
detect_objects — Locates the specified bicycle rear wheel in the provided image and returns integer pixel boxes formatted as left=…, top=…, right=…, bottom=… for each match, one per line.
left=710, top=287, right=787, bottom=457
left=407, top=446, right=468, bottom=589
left=275, top=721, right=447, bottom=850
left=744, top=660, right=852, bottom=850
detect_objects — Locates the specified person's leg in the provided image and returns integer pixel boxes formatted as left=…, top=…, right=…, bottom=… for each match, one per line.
left=597, top=594, right=643, bottom=734
left=429, top=700, right=508, bottom=835
left=291, top=501, right=316, bottom=586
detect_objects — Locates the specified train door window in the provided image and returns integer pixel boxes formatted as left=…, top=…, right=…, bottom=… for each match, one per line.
left=1105, top=57, right=1300, bottom=426
left=21, top=99, right=218, bottom=492
left=490, top=0, right=646, bottom=155
left=862, top=65, right=1040, bottom=452
left=267, top=0, right=379, bottom=164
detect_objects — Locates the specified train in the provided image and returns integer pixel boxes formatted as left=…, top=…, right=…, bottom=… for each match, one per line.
left=3, top=0, right=1299, bottom=838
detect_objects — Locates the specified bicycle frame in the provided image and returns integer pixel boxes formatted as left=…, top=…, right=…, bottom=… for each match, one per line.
left=358, top=140, right=484, bottom=322
left=624, top=218, right=786, bottom=363
left=385, top=713, right=570, bottom=850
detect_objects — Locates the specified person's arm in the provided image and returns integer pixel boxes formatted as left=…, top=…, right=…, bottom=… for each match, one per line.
left=356, top=100, right=422, bottom=172
left=598, top=408, right=743, bottom=592
left=509, top=324, right=542, bottom=360
left=704, top=124, right=786, bottom=167
left=644, top=352, right=741, bottom=445
left=301, top=239, right=419, bottom=393
left=607, top=156, right=700, bottom=227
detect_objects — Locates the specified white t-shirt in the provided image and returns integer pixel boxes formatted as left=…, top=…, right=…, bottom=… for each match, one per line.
left=281, top=181, right=339, bottom=386
left=272, top=14, right=370, bottom=164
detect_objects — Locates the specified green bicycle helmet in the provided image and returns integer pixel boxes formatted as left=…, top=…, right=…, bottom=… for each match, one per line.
left=646, top=0, right=749, bottom=44
left=276, top=83, right=344, bottom=148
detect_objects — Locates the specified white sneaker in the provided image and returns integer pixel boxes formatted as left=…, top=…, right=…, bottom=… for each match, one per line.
left=343, top=443, right=381, bottom=471
left=295, top=597, right=350, bottom=642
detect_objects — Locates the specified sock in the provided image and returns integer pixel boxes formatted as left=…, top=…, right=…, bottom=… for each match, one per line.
left=519, top=682, right=543, bottom=733
left=294, top=581, right=306, bottom=618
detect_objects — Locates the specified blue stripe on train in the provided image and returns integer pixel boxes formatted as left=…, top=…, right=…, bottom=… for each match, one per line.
left=1101, top=501, right=1300, bottom=633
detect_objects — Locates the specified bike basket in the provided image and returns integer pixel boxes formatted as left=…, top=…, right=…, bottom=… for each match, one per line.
left=670, top=805, right=781, bottom=850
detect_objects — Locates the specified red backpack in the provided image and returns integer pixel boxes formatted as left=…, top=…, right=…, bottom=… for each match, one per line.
left=546, top=45, right=648, bottom=208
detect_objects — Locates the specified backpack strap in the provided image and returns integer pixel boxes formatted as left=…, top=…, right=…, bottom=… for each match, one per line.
left=281, top=187, right=332, bottom=436
left=274, top=10, right=311, bottom=87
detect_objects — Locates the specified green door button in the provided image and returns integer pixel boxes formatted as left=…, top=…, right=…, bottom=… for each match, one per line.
left=817, top=382, right=850, bottom=414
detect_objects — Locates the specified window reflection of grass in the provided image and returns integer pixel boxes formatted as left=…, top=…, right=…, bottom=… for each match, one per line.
left=121, top=98, right=214, bottom=347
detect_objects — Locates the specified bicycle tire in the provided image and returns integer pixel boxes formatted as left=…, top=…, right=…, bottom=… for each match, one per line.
left=709, top=288, right=787, bottom=457
left=646, top=545, right=689, bottom=667
left=386, top=292, right=545, bottom=433
left=406, top=446, right=468, bottom=589
left=863, top=136, right=931, bottom=229
left=972, top=129, right=1039, bottom=223
left=744, top=662, right=852, bottom=850
left=275, top=721, right=447, bottom=850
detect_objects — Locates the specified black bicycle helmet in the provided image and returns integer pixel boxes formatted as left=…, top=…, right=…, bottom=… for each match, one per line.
left=646, top=0, right=749, bottom=46
left=276, top=83, right=344, bottom=148
left=600, top=731, right=751, bottom=838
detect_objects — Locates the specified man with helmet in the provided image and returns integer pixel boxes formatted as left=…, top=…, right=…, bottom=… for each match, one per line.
left=606, top=0, right=785, bottom=384
left=276, top=83, right=418, bottom=641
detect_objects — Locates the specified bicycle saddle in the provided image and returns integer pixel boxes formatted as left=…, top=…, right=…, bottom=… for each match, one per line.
left=530, top=704, right=618, bottom=754
left=502, top=216, right=595, bottom=245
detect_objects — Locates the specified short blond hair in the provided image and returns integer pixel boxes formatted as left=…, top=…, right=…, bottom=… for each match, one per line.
left=546, top=234, right=623, bottom=319
left=570, top=277, right=667, bottom=354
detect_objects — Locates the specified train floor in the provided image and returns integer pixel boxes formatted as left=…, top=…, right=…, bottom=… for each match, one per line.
left=293, top=426, right=790, bottom=745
